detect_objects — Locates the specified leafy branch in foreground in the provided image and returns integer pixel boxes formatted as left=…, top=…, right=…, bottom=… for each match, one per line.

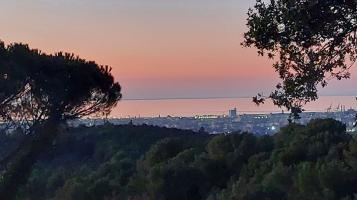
left=244, top=0, right=356, bottom=118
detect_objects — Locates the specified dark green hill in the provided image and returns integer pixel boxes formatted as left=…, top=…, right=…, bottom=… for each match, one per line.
left=12, top=124, right=211, bottom=200
left=2, top=119, right=357, bottom=200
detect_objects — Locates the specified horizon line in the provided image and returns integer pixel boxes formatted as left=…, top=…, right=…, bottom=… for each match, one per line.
left=121, top=94, right=357, bottom=101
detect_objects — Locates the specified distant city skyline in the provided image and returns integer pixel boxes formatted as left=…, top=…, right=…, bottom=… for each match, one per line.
left=0, top=0, right=356, bottom=100
left=111, top=96, right=357, bottom=118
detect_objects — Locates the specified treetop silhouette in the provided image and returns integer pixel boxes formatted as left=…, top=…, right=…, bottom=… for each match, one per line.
left=243, top=0, right=356, bottom=118
left=0, top=41, right=122, bottom=199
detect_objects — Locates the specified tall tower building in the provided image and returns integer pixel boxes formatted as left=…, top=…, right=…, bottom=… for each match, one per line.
left=229, top=108, right=237, bottom=118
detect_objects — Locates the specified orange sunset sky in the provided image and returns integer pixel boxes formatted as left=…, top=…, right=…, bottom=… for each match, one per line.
left=1, top=0, right=356, bottom=99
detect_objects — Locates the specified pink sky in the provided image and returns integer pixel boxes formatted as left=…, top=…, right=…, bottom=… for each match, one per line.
left=0, top=0, right=356, bottom=99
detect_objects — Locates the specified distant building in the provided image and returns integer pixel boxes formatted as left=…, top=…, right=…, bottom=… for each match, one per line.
left=195, top=115, right=219, bottom=119
left=229, top=108, right=237, bottom=118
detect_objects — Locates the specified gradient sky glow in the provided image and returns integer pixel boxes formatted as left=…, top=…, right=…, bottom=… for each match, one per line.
left=1, top=0, right=356, bottom=99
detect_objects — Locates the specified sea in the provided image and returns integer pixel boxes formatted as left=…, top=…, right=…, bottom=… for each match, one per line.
left=110, top=96, right=357, bottom=118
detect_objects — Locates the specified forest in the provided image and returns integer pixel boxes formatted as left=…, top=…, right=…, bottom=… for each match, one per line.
left=2, top=118, right=357, bottom=200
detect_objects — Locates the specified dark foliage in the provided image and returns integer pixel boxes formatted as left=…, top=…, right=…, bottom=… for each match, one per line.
left=0, top=41, right=122, bottom=199
left=244, top=0, right=356, bottom=117
left=4, top=119, right=357, bottom=200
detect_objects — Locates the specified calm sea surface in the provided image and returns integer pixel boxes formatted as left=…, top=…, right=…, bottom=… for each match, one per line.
left=110, top=96, right=357, bottom=118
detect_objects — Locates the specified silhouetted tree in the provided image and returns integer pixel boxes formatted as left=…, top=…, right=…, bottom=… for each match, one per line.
left=0, top=41, right=122, bottom=199
left=244, top=0, right=356, bottom=118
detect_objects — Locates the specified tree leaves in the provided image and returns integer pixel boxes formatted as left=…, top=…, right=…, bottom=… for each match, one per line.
left=243, top=0, right=357, bottom=119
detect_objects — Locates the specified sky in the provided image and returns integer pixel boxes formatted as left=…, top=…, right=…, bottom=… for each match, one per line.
left=0, top=0, right=356, bottom=99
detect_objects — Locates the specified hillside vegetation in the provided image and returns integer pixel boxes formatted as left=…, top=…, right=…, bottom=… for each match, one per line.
left=3, top=119, right=357, bottom=200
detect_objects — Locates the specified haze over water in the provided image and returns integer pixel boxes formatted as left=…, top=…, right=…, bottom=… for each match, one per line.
left=111, top=96, right=357, bottom=118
